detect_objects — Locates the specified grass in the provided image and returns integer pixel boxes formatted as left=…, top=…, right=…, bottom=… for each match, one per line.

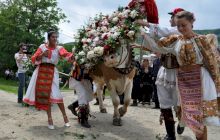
left=0, top=77, right=111, bottom=96
left=0, top=78, right=18, bottom=94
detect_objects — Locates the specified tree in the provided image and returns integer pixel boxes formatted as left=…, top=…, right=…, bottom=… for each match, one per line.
left=0, top=0, right=67, bottom=76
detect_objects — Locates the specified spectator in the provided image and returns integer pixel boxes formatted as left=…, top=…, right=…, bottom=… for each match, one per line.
left=14, top=43, right=29, bottom=103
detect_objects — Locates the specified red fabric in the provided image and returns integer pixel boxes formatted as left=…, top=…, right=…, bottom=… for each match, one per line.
left=59, top=47, right=73, bottom=62
left=31, top=47, right=42, bottom=64
left=144, top=0, right=159, bottom=24
left=172, top=8, right=184, bottom=15
left=128, top=0, right=159, bottom=24
left=35, top=64, right=55, bottom=111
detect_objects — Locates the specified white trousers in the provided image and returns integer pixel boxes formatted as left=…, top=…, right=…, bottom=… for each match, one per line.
left=157, top=85, right=178, bottom=109
left=69, top=78, right=93, bottom=105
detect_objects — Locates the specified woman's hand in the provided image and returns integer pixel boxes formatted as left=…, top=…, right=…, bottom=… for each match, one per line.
left=42, top=50, right=49, bottom=57
left=36, top=50, right=49, bottom=61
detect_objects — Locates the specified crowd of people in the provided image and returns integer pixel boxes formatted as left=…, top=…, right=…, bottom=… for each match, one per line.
left=10, top=0, right=220, bottom=140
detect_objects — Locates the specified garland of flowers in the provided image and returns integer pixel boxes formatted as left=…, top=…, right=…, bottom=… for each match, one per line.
left=73, top=3, right=145, bottom=67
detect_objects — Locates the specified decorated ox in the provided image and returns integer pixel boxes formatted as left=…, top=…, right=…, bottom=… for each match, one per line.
left=90, top=40, right=135, bottom=126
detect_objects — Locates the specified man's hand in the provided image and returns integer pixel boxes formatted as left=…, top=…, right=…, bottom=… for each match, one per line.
left=135, top=19, right=149, bottom=27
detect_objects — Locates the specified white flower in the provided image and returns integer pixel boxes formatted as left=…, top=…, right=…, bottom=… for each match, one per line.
left=81, top=38, right=87, bottom=43
left=111, top=32, right=120, bottom=39
left=91, top=42, right=96, bottom=47
left=80, top=58, right=85, bottom=63
left=101, top=19, right=109, bottom=26
left=75, top=55, right=79, bottom=60
left=83, top=44, right=89, bottom=51
left=72, top=47, right=76, bottom=53
left=93, top=46, right=104, bottom=56
left=112, top=17, right=119, bottom=23
left=87, top=38, right=92, bottom=43
left=93, top=37, right=99, bottom=43
left=127, top=31, right=135, bottom=38
left=111, top=26, right=119, bottom=32
left=130, top=10, right=138, bottom=18
left=122, top=9, right=130, bottom=18
left=87, top=50, right=95, bottom=60
left=78, top=51, right=85, bottom=56
left=118, top=13, right=124, bottom=18
left=101, top=26, right=108, bottom=32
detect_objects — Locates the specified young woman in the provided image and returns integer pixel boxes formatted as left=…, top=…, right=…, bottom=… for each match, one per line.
left=140, top=11, right=220, bottom=140
left=23, top=30, right=74, bottom=129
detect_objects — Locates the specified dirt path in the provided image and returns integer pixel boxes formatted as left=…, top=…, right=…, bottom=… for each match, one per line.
left=0, top=90, right=219, bottom=140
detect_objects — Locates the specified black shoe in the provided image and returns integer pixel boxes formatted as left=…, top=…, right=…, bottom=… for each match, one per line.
left=130, top=101, right=138, bottom=106
left=93, top=102, right=99, bottom=105
left=81, top=121, right=91, bottom=128
left=177, top=123, right=185, bottom=135
left=163, top=135, right=176, bottom=140
left=17, top=99, right=23, bottom=103
left=68, top=104, right=77, bottom=116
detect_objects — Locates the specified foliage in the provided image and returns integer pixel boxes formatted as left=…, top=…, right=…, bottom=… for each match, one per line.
left=0, top=0, right=66, bottom=77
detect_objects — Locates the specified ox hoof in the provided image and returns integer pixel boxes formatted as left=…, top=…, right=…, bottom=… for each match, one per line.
left=100, top=108, right=107, bottom=113
left=119, top=107, right=126, bottom=117
left=113, top=118, right=122, bottom=126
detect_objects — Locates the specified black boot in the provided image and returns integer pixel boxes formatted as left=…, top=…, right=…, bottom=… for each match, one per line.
left=68, top=100, right=78, bottom=116
left=130, top=99, right=138, bottom=106
left=161, top=109, right=176, bottom=140
left=94, top=98, right=99, bottom=105
left=78, top=105, right=91, bottom=128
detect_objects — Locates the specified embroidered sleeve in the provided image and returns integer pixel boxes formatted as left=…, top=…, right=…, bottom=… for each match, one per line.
left=141, top=33, right=178, bottom=54
left=59, top=46, right=74, bottom=62
left=31, top=47, right=42, bottom=65
left=196, top=35, right=220, bottom=92
left=157, top=35, right=179, bottom=47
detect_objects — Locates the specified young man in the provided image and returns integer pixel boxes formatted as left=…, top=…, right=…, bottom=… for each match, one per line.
left=14, top=43, right=29, bottom=103
left=68, top=62, right=93, bottom=128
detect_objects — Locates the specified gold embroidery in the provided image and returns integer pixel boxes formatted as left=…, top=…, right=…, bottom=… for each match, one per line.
left=158, top=35, right=178, bottom=47
left=195, top=36, right=220, bottom=92
left=203, top=99, right=218, bottom=117
left=179, top=40, right=197, bottom=66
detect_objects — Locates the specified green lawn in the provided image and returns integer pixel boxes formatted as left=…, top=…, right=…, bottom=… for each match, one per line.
left=0, top=77, right=110, bottom=96
left=0, top=78, right=18, bottom=94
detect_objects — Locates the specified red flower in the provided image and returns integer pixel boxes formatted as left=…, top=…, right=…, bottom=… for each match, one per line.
left=103, top=34, right=108, bottom=40
left=104, top=45, right=110, bottom=51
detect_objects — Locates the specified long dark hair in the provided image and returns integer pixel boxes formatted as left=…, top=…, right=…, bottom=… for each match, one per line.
left=47, top=29, right=57, bottom=39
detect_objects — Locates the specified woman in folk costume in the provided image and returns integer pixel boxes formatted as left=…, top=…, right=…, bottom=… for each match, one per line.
left=131, top=0, right=185, bottom=139
left=68, top=61, right=93, bottom=128
left=23, top=30, right=74, bottom=130
left=140, top=11, right=220, bottom=140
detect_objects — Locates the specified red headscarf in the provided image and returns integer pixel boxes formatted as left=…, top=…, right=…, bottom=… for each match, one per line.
left=128, top=0, right=159, bottom=24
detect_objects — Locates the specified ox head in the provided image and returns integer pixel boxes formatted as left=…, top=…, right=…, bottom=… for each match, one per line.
left=103, top=40, right=130, bottom=68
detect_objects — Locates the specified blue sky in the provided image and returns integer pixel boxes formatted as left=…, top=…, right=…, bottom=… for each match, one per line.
left=57, top=0, right=220, bottom=43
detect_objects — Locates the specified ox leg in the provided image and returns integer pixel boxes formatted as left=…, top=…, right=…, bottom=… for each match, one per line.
left=119, top=80, right=133, bottom=117
left=110, top=90, right=122, bottom=126
left=96, top=84, right=107, bottom=113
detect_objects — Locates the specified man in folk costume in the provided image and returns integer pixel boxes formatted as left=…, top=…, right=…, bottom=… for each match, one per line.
left=130, top=1, right=185, bottom=139
left=68, top=61, right=93, bottom=128
left=23, top=30, right=74, bottom=129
